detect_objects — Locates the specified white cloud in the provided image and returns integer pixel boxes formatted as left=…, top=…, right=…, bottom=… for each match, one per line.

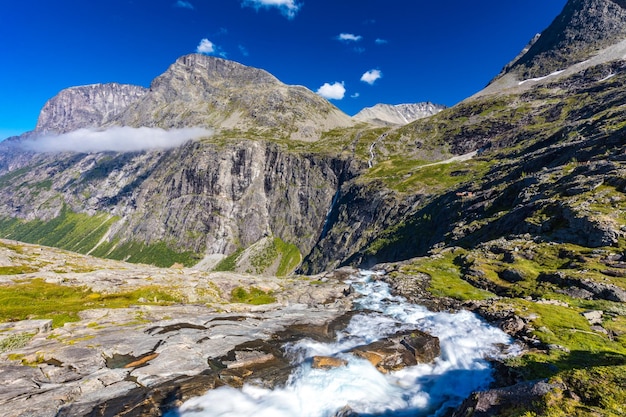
left=197, top=38, right=216, bottom=54
left=351, top=92, right=360, bottom=99
left=19, top=127, right=213, bottom=153
left=316, top=82, right=346, bottom=100
left=337, top=33, right=362, bottom=42
left=239, top=44, right=250, bottom=57
left=375, top=38, right=388, bottom=45
left=361, top=69, right=383, bottom=85
left=242, top=0, right=302, bottom=19
left=174, top=1, right=195, bottom=9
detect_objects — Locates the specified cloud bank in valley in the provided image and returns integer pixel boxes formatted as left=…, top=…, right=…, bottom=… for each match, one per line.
left=20, top=127, right=212, bottom=153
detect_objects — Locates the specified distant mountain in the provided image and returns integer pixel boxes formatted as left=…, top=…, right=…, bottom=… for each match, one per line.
left=353, top=103, right=445, bottom=126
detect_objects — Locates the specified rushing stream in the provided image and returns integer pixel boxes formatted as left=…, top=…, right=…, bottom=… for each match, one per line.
left=168, top=271, right=518, bottom=417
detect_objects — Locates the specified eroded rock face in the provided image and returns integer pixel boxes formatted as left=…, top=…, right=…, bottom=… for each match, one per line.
left=35, top=83, right=147, bottom=134
left=0, top=305, right=351, bottom=417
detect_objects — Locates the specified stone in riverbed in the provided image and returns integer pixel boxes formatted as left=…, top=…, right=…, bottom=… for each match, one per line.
left=312, top=356, right=348, bottom=369
left=350, top=329, right=440, bottom=373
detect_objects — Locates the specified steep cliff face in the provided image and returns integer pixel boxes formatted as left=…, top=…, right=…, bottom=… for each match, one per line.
left=35, top=83, right=147, bottom=134
left=112, top=55, right=354, bottom=140
left=100, top=140, right=355, bottom=258
left=0, top=138, right=358, bottom=271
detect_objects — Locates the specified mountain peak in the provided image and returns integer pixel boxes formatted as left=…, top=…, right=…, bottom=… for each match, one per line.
left=500, top=0, right=626, bottom=79
left=353, top=103, right=446, bottom=126
left=161, top=54, right=281, bottom=88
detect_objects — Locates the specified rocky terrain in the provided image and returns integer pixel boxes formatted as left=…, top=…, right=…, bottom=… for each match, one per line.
left=1, top=0, right=626, bottom=415
left=35, top=83, right=148, bottom=135
left=0, top=239, right=355, bottom=417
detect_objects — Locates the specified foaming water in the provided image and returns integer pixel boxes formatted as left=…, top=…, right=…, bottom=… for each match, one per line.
left=169, top=271, right=517, bottom=417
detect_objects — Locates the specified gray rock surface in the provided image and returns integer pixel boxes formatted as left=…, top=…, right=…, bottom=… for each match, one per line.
left=452, top=380, right=564, bottom=417
left=35, top=83, right=147, bottom=134
left=0, top=240, right=355, bottom=417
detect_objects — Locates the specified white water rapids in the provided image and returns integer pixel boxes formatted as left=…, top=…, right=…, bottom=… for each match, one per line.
left=168, top=271, right=518, bottom=417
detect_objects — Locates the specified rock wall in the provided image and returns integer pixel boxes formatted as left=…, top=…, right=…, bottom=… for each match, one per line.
left=0, top=139, right=358, bottom=268
left=35, top=83, right=147, bottom=134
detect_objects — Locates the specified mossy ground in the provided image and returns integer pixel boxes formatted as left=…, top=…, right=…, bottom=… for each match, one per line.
left=230, top=286, right=276, bottom=305
left=0, top=278, right=182, bottom=327
left=400, top=238, right=626, bottom=416
left=213, top=237, right=302, bottom=276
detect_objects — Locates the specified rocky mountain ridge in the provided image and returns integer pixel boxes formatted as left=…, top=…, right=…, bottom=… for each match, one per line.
left=35, top=83, right=148, bottom=134
left=495, top=0, right=626, bottom=80
left=352, top=102, right=446, bottom=126
left=110, top=55, right=354, bottom=141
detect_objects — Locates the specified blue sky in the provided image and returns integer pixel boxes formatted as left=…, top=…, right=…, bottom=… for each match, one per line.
left=0, top=0, right=567, bottom=139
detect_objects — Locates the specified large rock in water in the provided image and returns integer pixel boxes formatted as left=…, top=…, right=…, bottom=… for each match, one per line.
left=350, top=329, right=440, bottom=373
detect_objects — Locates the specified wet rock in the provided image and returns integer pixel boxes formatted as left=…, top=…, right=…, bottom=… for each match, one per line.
left=333, top=405, right=359, bottom=417
left=312, top=356, right=348, bottom=369
left=499, top=316, right=526, bottom=334
left=350, top=330, right=440, bottom=373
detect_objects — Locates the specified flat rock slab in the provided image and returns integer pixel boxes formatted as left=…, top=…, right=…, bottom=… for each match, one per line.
left=0, top=303, right=348, bottom=417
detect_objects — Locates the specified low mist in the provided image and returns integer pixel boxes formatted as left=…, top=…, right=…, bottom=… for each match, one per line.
left=19, top=126, right=213, bottom=153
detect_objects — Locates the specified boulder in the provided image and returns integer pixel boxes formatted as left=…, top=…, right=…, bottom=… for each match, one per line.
left=350, top=330, right=439, bottom=373
left=582, top=310, right=603, bottom=325
left=498, top=269, right=527, bottom=283
left=452, top=380, right=563, bottom=417
left=312, top=356, right=348, bottom=369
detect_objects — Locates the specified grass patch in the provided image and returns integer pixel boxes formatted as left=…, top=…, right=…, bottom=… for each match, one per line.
left=0, top=265, right=38, bottom=275
left=0, top=207, right=119, bottom=255
left=362, top=156, right=492, bottom=194
left=213, top=248, right=244, bottom=272
left=0, top=279, right=183, bottom=328
left=275, top=238, right=302, bottom=276
left=401, top=250, right=494, bottom=301
left=230, top=286, right=276, bottom=305
left=91, top=239, right=202, bottom=268
left=0, top=332, right=35, bottom=353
